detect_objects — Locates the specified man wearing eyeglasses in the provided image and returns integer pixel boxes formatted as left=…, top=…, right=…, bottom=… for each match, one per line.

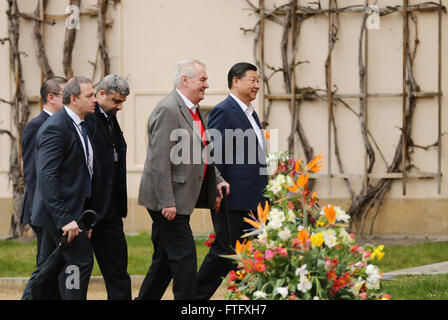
left=21, top=76, right=67, bottom=299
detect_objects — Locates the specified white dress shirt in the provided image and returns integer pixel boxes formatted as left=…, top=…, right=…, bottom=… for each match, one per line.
left=176, top=88, right=197, bottom=114
left=229, top=93, right=264, bottom=150
left=64, top=106, right=93, bottom=177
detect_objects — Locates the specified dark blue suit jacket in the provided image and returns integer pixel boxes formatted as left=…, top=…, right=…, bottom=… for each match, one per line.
left=31, top=107, right=92, bottom=231
left=208, top=95, right=268, bottom=212
left=84, top=104, right=128, bottom=220
left=21, top=111, right=50, bottom=225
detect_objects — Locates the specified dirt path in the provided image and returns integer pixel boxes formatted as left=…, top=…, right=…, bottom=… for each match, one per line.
left=0, top=276, right=227, bottom=300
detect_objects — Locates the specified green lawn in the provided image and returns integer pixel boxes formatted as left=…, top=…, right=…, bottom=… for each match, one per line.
left=0, top=232, right=211, bottom=277
left=1, top=236, right=448, bottom=300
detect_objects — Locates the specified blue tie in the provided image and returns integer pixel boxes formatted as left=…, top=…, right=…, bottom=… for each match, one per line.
left=80, top=121, right=92, bottom=198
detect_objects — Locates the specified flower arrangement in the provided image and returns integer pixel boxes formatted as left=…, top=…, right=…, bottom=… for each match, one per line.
left=225, top=151, right=389, bottom=300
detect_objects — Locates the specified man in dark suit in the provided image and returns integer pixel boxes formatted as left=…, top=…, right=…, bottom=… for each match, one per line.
left=137, top=59, right=230, bottom=300
left=196, top=62, right=268, bottom=299
left=20, top=76, right=67, bottom=299
left=84, top=74, right=131, bottom=300
left=27, top=76, right=97, bottom=300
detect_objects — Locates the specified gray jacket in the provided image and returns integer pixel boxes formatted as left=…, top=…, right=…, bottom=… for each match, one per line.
left=138, top=89, right=224, bottom=215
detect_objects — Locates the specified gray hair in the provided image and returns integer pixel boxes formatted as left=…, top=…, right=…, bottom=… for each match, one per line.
left=62, top=76, right=92, bottom=105
left=95, top=74, right=130, bottom=96
left=173, top=58, right=206, bottom=88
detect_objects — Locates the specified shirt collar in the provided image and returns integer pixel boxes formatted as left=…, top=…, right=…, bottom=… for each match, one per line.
left=64, top=105, right=82, bottom=125
left=98, top=105, right=109, bottom=119
left=176, top=88, right=196, bottom=113
left=43, top=108, right=53, bottom=116
left=229, top=93, right=254, bottom=115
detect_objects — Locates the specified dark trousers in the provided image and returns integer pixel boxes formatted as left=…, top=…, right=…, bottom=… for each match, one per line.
left=196, top=209, right=252, bottom=300
left=21, top=225, right=60, bottom=300
left=90, top=209, right=131, bottom=300
left=29, top=226, right=94, bottom=300
left=137, top=210, right=197, bottom=300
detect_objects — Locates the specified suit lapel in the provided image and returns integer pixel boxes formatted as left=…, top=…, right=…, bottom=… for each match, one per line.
left=228, top=95, right=265, bottom=150
left=62, top=107, right=90, bottom=172
left=94, top=106, right=113, bottom=146
left=172, top=90, right=205, bottom=145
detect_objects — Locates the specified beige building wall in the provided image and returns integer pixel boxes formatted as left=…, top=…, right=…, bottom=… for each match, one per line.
left=0, top=0, right=447, bottom=239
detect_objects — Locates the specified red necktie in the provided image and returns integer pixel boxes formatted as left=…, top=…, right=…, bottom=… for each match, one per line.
left=188, top=107, right=207, bottom=180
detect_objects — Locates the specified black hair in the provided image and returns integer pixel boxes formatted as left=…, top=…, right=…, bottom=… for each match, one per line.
left=227, top=62, right=257, bottom=89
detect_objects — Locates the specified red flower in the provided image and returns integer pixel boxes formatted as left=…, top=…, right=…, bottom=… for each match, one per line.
left=243, top=259, right=254, bottom=273
left=254, top=262, right=266, bottom=272
left=229, top=270, right=238, bottom=282
left=204, top=232, right=216, bottom=247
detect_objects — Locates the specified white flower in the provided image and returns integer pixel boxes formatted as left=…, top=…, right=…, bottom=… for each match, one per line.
left=323, top=229, right=337, bottom=248
left=297, top=275, right=312, bottom=293
left=286, top=209, right=296, bottom=223
left=366, top=264, right=380, bottom=277
left=253, top=291, right=267, bottom=300
left=313, top=296, right=320, bottom=300
left=334, top=206, right=351, bottom=223
left=267, top=208, right=285, bottom=229
left=366, top=264, right=381, bottom=289
left=269, top=207, right=285, bottom=221
left=268, top=180, right=282, bottom=195
left=349, top=277, right=365, bottom=296
left=278, top=229, right=291, bottom=240
left=338, top=228, right=354, bottom=245
left=268, top=216, right=283, bottom=229
left=275, top=286, right=289, bottom=299
left=295, top=264, right=309, bottom=277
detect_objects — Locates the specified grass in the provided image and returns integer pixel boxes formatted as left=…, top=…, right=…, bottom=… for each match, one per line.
left=375, top=241, right=448, bottom=272
left=381, top=275, right=448, bottom=300
left=2, top=236, right=448, bottom=300
left=0, top=232, right=211, bottom=278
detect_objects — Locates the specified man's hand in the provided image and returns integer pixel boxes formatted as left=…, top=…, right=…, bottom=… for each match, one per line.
left=62, top=221, right=82, bottom=244
left=217, top=181, right=230, bottom=199
left=214, top=196, right=222, bottom=212
left=162, top=206, right=177, bottom=221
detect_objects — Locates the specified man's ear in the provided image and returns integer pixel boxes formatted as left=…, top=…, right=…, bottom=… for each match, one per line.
left=70, top=95, right=77, bottom=105
left=232, top=76, right=239, bottom=88
left=181, top=74, right=189, bottom=86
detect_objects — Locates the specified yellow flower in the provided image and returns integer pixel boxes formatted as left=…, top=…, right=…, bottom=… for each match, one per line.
left=316, top=219, right=325, bottom=228
left=370, top=245, right=385, bottom=261
left=310, top=232, right=325, bottom=247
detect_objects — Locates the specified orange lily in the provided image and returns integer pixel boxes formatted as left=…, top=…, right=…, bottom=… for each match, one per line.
left=296, top=228, right=309, bottom=245
left=235, top=239, right=252, bottom=255
left=243, top=201, right=269, bottom=229
left=324, top=205, right=336, bottom=224
left=285, top=172, right=309, bottom=193
left=297, top=172, right=309, bottom=187
left=306, top=153, right=324, bottom=173
left=294, top=158, right=303, bottom=173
